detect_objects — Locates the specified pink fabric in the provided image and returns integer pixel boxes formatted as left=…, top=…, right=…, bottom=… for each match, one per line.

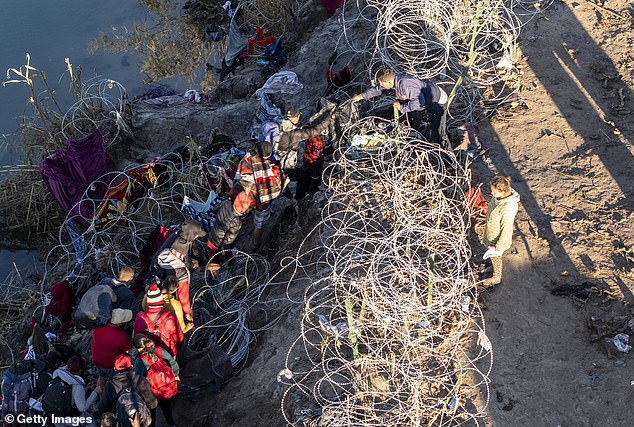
left=40, top=129, right=114, bottom=225
left=320, top=0, right=344, bottom=16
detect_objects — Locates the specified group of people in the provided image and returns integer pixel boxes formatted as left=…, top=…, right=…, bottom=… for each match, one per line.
left=1, top=65, right=520, bottom=427
left=352, top=67, right=520, bottom=286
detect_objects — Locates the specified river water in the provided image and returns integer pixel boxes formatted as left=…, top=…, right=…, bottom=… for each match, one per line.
left=0, top=1, right=156, bottom=278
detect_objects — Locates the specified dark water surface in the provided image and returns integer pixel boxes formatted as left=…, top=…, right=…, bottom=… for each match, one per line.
left=0, top=1, right=152, bottom=277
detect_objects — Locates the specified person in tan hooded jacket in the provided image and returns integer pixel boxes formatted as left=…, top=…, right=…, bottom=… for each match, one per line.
left=481, top=176, right=520, bottom=287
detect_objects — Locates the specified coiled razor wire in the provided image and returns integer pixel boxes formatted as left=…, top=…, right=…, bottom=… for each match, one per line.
left=61, top=78, right=132, bottom=147
left=279, top=119, right=492, bottom=426
left=40, top=142, right=276, bottom=368
left=332, top=0, right=553, bottom=123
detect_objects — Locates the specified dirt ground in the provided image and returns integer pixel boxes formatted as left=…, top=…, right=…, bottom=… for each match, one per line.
left=166, top=1, right=634, bottom=426
left=475, top=1, right=634, bottom=425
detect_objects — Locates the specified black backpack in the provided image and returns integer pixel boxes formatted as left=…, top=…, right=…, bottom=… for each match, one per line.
left=1, top=360, right=33, bottom=414
left=28, top=358, right=52, bottom=400
left=41, top=376, right=73, bottom=416
left=116, top=388, right=152, bottom=427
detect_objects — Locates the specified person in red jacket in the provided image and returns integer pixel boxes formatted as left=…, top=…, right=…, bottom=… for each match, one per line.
left=92, top=308, right=133, bottom=380
left=133, top=285, right=184, bottom=357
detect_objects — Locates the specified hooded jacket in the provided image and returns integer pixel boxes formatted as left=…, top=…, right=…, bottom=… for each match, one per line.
left=157, top=220, right=206, bottom=272
left=208, top=199, right=246, bottom=249
left=52, top=367, right=98, bottom=413
left=482, top=188, right=520, bottom=253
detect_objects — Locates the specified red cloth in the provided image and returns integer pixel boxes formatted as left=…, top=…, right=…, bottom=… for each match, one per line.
left=134, top=307, right=183, bottom=357
left=177, top=278, right=192, bottom=318
left=91, top=324, right=133, bottom=369
left=320, top=0, right=344, bottom=16
left=303, top=137, right=325, bottom=171
left=45, top=280, right=76, bottom=321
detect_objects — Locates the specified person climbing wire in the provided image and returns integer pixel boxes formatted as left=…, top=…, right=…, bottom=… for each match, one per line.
left=480, top=175, right=520, bottom=287
left=155, top=220, right=207, bottom=328
left=351, top=67, right=450, bottom=149
left=133, top=285, right=184, bottom=357
left=42, top=355, right=101, bottom=425
left=206, top=191, right=253, bottom=263
left=98, top=266, right=135, bottom=310
left=231, top=141, right=283, bottom=251
left=97, top=354, right=156, bottom=425
left=260, top=107, right=330, bottom=173
left=141, top=276, right=191, bottom=334
left=294, top=135, right=327, bottom=202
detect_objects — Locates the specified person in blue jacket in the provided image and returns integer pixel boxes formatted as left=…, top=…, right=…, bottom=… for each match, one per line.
left=352, top=67, right=449, bottom=149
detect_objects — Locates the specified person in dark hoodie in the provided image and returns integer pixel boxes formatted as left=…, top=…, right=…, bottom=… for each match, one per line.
left=206, top=191, right=253, bottom=261
left=480, top=176, right=520, bottom=287
left=156, top=220, right=207, bottom=325
left=352, top=67, right=449, bottom=148
left=97, top=354, right=157, bottom=418
left=260, top=107, right=331, bottom=172
left=103, top=266, right=135, bottom=310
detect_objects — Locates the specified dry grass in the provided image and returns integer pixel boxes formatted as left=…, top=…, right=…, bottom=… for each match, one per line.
left=0, top=55, right=124, bottom=237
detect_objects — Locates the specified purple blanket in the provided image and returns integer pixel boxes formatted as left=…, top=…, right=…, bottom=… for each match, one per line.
left=40, top=129, right=113, bottom=224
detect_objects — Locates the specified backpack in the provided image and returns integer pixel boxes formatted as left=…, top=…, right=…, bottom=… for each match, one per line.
left=465, top=186, right=489, bottom=218
left=139, top=348, right=178, bottom=400
left=116, top=388, right=152, bottom=427
left=1, top=361, right=33, bottom=414
left=138, top=311, right=176, bottom=355
left=41, top=376, right=74, bottom=416
left=28, top=358, right=52, bottom=401
left=74, top=284, right=116, bottom=329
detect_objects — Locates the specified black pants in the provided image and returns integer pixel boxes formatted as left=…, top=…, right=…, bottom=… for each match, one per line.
left=150, top=399, right=174, bottom=426
left=403, top=104, right=449, bottom=149
left=374, top=104, right=449, bottom=149
left=295, top=167, right=322, bottom=200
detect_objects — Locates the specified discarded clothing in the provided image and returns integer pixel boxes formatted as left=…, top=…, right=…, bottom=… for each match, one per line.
left=181, top=191, right=224, bottom=232
left=350, top=134, right=387, bottom=149
left=45, top=280, right=76, bottom=321
left=224, top=4, right=247, bottom=68
left=551, top=282, right=596, bottom=299
left=40, top=129, right=114, bottom=224
left=254, top=71, right=304, bottom=99
left=92, top=163, right=165, bottom=227
left=184, top=89, right=210, bottom=104
left=251, top=93, right=283, bottom=140
left=198, top=147, right=244, bottom=196
left=320, top=0, right=344, bottom=16
left=65, top=220, right=87, bottom=265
